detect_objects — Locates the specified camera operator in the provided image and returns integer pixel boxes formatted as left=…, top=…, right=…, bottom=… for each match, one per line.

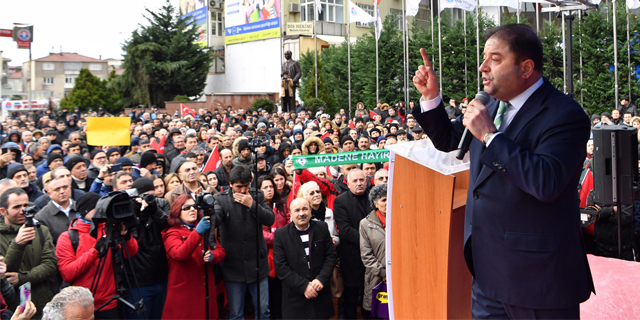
left=89, top=164, right=119, bottom=197
left=0, top=187, right=57, bottom=320
left=583, top=189, right=635, bottom=260
left=213, top=166, right=274, bottom=320
left=123, top=177, right=170, bottom=320
left=56, top=192, right=139, bottom=320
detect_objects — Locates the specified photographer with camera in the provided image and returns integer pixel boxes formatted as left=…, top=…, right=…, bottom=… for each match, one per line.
left=162, top=194, right=225, bottom=319
left=122, top=177, right=170, bottom=320
left=89, top=164, right=119, bottom=197
left=213, top=166, right=274, bottom=320
left=281, top=71, right=294, bottom=114
left=56, top=192, right=139, bottom=320
left=0, top=187, right=57, bottom=320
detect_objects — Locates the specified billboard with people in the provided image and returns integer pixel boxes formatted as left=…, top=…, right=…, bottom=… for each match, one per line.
left=180, top=0, right=209, bottom=47
left=224, top=0, right=281, bottom=45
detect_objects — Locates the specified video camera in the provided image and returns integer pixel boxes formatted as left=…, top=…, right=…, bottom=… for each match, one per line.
left=195, top=191, right=215, bottom=213
left=91, top=190, right=141, bottom=239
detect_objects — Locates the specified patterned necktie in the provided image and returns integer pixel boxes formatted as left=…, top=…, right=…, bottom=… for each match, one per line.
left=494, top=101, right=509, bottom=131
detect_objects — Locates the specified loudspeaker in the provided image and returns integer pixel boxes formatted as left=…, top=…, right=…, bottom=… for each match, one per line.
left=592, top=125, right=638, bottom=205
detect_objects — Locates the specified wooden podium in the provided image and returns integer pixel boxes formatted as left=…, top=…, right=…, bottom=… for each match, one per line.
left=386, top=152, right=472, bottom=319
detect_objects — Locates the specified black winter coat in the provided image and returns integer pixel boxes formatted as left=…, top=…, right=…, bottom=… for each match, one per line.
left=333, top=190, right=370, bottom=286
left=125, top=198, right=170, bottom=286
left=274, top=220, right=337, bottom=319
left=213, top=188, right=275, bottom=283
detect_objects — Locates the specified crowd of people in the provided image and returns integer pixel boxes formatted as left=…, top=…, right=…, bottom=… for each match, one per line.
left=0, top=101, right=416, bottom=320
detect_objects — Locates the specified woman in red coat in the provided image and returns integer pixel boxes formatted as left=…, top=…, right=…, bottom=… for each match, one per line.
left=258, top=176, right=290, bottom=319
left=162, top=194, right=225, bottom=319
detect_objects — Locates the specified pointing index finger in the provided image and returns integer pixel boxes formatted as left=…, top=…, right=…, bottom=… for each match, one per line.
left=420, top=48, right=432, bottom=69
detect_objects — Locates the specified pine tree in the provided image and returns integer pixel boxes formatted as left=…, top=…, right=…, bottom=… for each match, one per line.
left=60, top=69, right=119, bottom=113
left=115, top=1, right=213, bottom=109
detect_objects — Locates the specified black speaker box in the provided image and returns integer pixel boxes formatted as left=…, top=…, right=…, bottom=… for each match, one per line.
left=592, top=125, right=638, bottom=205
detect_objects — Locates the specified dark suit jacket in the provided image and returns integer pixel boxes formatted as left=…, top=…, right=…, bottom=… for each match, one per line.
left=273, top=220, right=336, bottom=319
left=413, top=78, right=594, bottom=309
left=333, top=190, right=370, bottom=287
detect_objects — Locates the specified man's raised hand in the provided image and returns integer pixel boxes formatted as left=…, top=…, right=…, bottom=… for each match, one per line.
left=413, top=48, right=440, bottom=101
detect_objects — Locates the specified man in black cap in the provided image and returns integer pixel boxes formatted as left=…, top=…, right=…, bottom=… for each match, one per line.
left=47, top=152, right=64, bottom=173
left=65, top=155, right=93, bottom=193
left=618, top=96, right=638, bottom=117
left=252, top=153, right=270, bottom=189
left=8, top=163, right=43, bottom=202
left=45, top=129, right=59, bottom=146
left=323, top=137, right=336, bottom=154
left=106, top=147, right=121, bottom=165
left=385, top=132, right=398, bottom=145
left=396, top=129, right=408, bottom=142
left=411, top=126, right=424, bottom=140
left=134, top=151, right=159, bottom=180
left=232, top=139, right=253, bottom=171
left=340, top=136, right=355, bottom=152
left=87, top=149, right=108, bottom=180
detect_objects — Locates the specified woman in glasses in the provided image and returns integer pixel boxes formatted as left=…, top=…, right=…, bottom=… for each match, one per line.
left=162, top=194, right=225, bottom=319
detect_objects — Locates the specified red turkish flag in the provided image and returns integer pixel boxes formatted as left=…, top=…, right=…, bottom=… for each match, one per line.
left=203, top=146, right=221, bottom=172
left=150, top=135, right=166, bottom=154
left=180, top=103, right=196, bottom=117
left=369, top=110, right=377, bottom=119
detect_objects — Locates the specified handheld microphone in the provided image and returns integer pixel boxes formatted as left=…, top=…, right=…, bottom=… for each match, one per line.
left=456, top=91, right=491, bottom=160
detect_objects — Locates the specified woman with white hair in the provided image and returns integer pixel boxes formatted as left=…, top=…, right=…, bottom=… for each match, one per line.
left=359, top=183, right=387, bottom=317
left=299, top=181, right=340, bottom=246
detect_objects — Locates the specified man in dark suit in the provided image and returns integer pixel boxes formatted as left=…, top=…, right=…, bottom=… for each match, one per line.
left=273, top=198, right=337, bottom=319
left=412, top=24, right=594, bottom=318
left=333, top=168, right=370, bottom=319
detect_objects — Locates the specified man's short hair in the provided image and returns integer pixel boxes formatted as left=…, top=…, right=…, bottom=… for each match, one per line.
left=0, top=187, right=26, bottom=209
left=42, top=286, right=94, bottom=320
left=484, top=24, right=543, bottom=73
left=185, top=134, right=197, bottom=141
left=114, top=171, right=132, bottom=184
left=229, top=166, right=253, bottom=184
left=51, top=167, right=70, bottom=180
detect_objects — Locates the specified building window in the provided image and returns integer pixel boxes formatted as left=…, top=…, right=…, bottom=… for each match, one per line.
left=355, top=3, right=374, bottom=27
left=415, top=8, right=430, bottom=30
left=64, top=62, right=82, bottom=70
left=42, top=63, right=55, bottom=71
left=210, top=52, right=225, bottom=74
left=301, top=0, right=344, bottom=23
left=211, top=12, right=224, bottom=37
left=389, top=8, right=405, bottom=30
left=65, top=76, right=75, bottom=84
left=89, top=64, right=102, bottom=71
left=44, top=77, right=53, bottom=85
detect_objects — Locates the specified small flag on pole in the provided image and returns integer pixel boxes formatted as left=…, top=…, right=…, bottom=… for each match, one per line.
left=349, top=1, right=375, bottom=24
left=203, top=146, right=221, bottom=172
left=375, top=6, right=382, bottom=40
left=406, top=0, right=421, bottom=16
left=628, top=0, right=640, bottom=10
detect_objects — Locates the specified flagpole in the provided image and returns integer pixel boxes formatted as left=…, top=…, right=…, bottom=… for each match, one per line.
left=314, top=5, right=319, bottom=98
left=464, top=10, right=468, bottom=99
left=516, top=0, right=520, bottom=23
left=613, top=0, right=619, bottom=106
left=627, top=5, right=632, bottom=102
left=437, top=7, right=442, bottom=94
left=535, top=3, right=539, bottom=34
left=348, top=12, right=352, bottom=117
left=476, top=0, right=480, bottom=93
left=561, top=11, right=566, bottom=93
left=402, top=0, right=407, bottom=106
left=579, top=10, right=584, bottom=106
left=431, top=0, right=435, bottom=50
left=406, top=5, right=410, bottom=110
left=375, top=1, right=379, bottom=103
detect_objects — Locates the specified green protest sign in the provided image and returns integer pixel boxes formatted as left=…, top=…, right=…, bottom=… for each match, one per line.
left=292, top=149, right=390, bottom=169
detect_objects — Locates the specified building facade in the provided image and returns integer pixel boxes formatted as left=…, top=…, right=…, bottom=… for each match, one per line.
left=22, top=52, right=109, bottom=101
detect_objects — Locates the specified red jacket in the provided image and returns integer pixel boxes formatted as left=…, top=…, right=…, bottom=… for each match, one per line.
left=57, top=219, right=138, bottom=311
left=162, top=225, right=225, bottom=319
left=263, top=204, right=291, bottom=277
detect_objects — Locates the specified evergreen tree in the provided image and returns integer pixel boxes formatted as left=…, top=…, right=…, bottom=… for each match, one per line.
left=116, top=1, right=213, bottom=109
left=60, top=69, right=119, bottom=113
left=303, top=54, right=336, bottom=113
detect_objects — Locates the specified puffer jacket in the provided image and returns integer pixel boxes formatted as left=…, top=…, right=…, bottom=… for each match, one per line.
left=359, top=211, right=386, bottom=311
left=57, top=219, right=138, bottom=311
left=0, top=223, right=57, bottom=319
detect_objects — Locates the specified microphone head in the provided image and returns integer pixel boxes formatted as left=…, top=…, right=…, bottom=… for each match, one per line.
left=475, top=91, right=491, bottom=106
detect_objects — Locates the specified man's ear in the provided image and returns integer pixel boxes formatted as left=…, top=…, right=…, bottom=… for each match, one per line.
left=0, top=207, right=7, bottom=218
left=520, top=59, right=535, bottom=79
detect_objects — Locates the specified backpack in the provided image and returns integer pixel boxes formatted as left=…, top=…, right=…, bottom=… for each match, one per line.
left=58, top=229, right=79, bottom=290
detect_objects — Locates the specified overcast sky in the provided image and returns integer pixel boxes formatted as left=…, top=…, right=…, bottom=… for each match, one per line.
left=0, top=0, right=175, bottom=66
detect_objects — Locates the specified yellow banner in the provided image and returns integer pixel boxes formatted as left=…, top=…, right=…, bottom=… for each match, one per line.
left=86, top=117, right=131, bottom=146
left=225, top=28, right=281, bottom=45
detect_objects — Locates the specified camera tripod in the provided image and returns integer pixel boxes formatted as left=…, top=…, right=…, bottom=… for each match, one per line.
left=90, top=224, right=147, bottom=319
